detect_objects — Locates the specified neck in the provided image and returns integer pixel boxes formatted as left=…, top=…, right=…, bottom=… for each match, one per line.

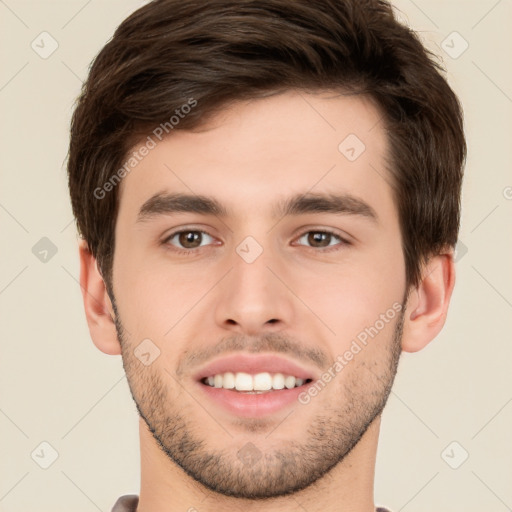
left=136, top=415, right=381, bottom=512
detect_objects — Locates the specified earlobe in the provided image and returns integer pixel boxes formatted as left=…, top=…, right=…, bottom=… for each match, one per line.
left=78, top=239, right=122, bottom=355
left=401, top=251, right=456, bottom=353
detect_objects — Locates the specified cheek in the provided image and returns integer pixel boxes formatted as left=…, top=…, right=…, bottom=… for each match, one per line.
left=114, top=257, right=228, bottom=347
left=290, top=256, right=404, bottom=338
left=113, top=257, right=171, bottom=337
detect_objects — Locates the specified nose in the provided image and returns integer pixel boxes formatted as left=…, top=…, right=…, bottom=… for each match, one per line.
left=213, top=243, right=295, bottom=336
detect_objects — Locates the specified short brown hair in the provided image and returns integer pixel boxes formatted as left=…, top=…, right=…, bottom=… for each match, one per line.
left=67, top=0, right=466, bottom=294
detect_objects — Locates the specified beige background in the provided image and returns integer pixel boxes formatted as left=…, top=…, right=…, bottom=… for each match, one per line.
left=1, top=1, right=511, bottom=511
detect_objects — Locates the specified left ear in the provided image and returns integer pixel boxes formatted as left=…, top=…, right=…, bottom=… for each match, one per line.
left=401, top=250, right=456, bottom=353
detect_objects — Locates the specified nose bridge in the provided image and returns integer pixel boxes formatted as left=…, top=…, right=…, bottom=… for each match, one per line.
left=214, top=234, right=294, bottom=334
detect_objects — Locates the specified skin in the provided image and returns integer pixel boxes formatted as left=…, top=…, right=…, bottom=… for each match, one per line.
left=79, top=90, right=455, bottom=512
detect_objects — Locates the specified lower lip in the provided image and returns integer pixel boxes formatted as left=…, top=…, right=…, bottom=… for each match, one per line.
left=196, top=381, right=311, bottom=418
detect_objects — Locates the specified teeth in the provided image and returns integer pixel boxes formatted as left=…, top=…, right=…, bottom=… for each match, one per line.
left=235, top=372, right=253, bottom=391
left=203, top=372, right=308, bottom=391
left=253, top=372, right=272, bottom=391
left=284, top=375, right=296, bottom=389
left=272, top=373, right=285, bottom=389
left=222, top=372, right=235, bottom=389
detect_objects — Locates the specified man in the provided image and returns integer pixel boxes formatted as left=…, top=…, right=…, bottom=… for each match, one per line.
left=66, top=0, right=466, bottom=510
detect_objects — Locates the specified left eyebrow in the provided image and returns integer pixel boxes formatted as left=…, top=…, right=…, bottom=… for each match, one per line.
left=273, top=192, right=378, bottom=224
left=136, top=191, right=379, bottom=224
left=137, top=192, right=228, bottom=222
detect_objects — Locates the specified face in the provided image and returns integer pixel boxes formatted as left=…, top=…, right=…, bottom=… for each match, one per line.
left=110, top=90, right=408, bottom=498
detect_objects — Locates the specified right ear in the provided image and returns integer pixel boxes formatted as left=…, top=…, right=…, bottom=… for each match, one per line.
left=78, top=239, right=121, bottom=355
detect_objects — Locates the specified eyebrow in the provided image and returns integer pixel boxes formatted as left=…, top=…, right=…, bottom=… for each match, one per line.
left=136, top=191, right=378, bottom=224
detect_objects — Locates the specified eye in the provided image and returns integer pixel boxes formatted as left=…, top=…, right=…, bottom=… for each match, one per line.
left=163, top=229, right=216, bottom=254
left=162, top=228, right=351, bottom=256
left=294, top=229, right=350, bottom=251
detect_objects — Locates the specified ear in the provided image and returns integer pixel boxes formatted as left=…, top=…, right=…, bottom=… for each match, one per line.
left=78, top=239, right=121, bottom=355
left=401, top=250, right=456, bottom=353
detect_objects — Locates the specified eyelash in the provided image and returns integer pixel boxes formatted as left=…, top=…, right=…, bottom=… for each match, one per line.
left=162, top=228, right=351, bottom=256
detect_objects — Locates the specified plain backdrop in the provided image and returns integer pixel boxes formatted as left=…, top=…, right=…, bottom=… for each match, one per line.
left=1, top=1, right=511, bottom=511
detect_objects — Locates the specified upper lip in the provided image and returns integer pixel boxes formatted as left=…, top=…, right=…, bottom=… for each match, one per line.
left=194, top=353, right=319, bottom=382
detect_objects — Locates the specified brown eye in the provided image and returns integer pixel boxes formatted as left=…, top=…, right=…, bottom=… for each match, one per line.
left=165, top=230, right=215, bottom=251
left=296, top=230, right=349, bottom=251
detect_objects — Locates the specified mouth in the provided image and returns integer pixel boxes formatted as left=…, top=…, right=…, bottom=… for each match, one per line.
left=200, top=372, right=313, bottom=393
left=193, top=353, right=318, bottom=417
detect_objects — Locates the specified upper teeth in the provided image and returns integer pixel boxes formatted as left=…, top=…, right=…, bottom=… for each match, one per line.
left=204, top=372, right=305, bottom=391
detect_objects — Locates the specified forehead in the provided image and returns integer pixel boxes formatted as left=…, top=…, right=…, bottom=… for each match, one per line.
left=116, top=90, right=394, bottom=225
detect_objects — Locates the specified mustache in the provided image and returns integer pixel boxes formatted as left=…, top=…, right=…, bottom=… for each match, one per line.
left=175, top=333, right=329, bottom=377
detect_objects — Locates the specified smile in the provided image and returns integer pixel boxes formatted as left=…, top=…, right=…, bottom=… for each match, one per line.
left=201, top=371, right=313, bottom=392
